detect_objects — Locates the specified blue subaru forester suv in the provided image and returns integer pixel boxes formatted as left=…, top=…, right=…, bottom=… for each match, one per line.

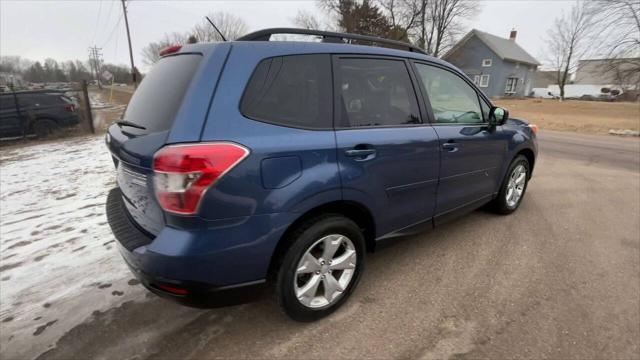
left=106, top=28, right=537, bottom=321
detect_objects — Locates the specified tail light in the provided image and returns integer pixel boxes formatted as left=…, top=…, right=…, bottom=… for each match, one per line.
left=64, top=104, right=75, bottom=112
left=159, top=44, right=182, bottom=57
left=528, top=124, right=538, bottom=135
left=152, top=143, right=249, bottom=215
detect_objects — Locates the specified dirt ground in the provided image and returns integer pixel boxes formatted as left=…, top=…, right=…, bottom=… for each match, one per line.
left=89, top=88, right=130, bottom=131
left=495, top=98, right=640, bottom=135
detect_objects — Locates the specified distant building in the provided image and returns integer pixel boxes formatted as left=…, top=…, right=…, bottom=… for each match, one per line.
left=443, top=29, right=540, bottom=98
left=533, top=70, right=557, bottom=88
left=574, top=58, right=640, bottom=90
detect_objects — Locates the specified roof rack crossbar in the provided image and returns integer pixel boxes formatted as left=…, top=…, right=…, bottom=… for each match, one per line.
left=237, top=28, right=427, bottom=55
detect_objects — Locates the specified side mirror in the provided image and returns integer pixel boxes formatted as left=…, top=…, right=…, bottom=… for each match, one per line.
left=489, top=106, right=509, bottom=126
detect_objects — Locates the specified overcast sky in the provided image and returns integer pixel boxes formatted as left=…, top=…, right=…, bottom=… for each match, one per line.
left=1, top=0, right=574, bottom=71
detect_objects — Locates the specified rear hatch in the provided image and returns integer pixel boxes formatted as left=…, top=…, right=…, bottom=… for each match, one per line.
left=106, top=53, right=202, bottom=235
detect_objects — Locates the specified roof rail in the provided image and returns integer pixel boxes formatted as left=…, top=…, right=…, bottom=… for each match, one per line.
left=237, top=28, right=427, bottom=55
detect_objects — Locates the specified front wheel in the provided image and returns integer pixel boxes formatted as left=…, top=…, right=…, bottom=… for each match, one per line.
left=491, top=155, right=530, bottom=214
left=276, top=215, right=365, bottom=322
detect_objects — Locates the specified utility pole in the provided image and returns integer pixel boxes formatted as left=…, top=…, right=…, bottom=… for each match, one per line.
left=121, top=0, right=137, bottom=88
left=88, top=46, right=103, bottom=89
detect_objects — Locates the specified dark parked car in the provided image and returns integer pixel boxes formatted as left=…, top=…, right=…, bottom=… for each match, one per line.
left=0, top=91, right=79, bottom=138
left=105, top=29, right=538, bottom=321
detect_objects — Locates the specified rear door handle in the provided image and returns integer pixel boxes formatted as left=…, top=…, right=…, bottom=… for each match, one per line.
left=442, top=142, right=459, bottom=152
left=345, top=148, right=377, bottom=161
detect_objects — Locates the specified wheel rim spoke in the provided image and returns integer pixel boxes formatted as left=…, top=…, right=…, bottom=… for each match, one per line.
left=329, top=249, right=356, bottom=270
left=322, top=235, right=343, bottom=260
left=296, top=252, right=321, bottom=275
left=506, top=187, right=514, bottom=202
left=296, top=274, right=321, bottom=306
left=322, top=274, right=343, bottom=302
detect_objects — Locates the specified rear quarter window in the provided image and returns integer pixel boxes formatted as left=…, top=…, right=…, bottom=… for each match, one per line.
left=240, top=54, right=332, bottom=129
left=123, top=54, right=202, bottom=133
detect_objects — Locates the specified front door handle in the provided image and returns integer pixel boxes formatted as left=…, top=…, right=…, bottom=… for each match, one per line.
left=345, top=148, right=377, bottom=161
left=442, top=142, right=459, bottom=152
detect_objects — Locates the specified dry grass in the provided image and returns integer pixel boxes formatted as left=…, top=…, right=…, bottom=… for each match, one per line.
left=494, top=99, right=640, bottom=135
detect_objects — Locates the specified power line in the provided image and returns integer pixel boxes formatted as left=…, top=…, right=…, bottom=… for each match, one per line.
left=103, top=0, right=115, bottom=29
left=100, top=13, right=123, bottom=48
left=92, top=0, right=104, bottom=45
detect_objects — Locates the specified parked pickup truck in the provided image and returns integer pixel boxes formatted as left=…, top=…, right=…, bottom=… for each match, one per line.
left=0, top=90, right=79, bottom=139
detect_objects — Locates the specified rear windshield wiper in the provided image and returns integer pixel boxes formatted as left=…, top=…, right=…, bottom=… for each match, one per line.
left=116, top=120, right=146, bottom=130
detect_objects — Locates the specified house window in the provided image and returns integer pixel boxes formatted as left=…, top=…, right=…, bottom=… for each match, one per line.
left=482, top=59, right=492, bottom=67
left=505, top=77, right=518, bottom=93
left=479, top=74, right=490, bottom=88
left=473, top=75, right=480, bottom=85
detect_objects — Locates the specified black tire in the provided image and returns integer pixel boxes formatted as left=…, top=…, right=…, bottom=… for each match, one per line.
left=32, top=119, right=59, bottom=139
left=491, top=155, right=530, bottom=214
left=276, top=214, right=365, bottom=322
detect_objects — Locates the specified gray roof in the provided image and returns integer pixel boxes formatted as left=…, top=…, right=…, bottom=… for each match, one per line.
left=445, top=29, right=541, bottom=66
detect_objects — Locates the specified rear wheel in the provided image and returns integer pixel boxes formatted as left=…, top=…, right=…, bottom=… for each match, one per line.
left=32, top=119, right=59, bottom=138
left=276, top=215, right=365, bottom=322
left=491, top=155, right=530, bottom=214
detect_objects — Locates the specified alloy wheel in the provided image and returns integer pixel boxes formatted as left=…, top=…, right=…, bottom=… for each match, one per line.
left=506, top=164, right=527, bottom=207
left=294, top=234, right=357, bottom=309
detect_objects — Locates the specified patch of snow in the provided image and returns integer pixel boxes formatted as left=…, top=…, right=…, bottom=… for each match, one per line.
left=0, top=136, right=147, bottom=359
left=608, top=129, right=640, bottom=137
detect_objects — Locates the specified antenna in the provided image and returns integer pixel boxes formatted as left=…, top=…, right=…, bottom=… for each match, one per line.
left=205, top=16, right=227, bottom=42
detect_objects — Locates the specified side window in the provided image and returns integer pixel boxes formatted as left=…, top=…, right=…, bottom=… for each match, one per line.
left=414, top=64, right=483, bottom=124
left=241, top=54, right=332, bottom=129
left=336, top=58, right=420, bottom=127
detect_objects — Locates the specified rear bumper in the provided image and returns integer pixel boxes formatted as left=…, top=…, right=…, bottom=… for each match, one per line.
left=121, top=252, right=267, bottom=308
left=105, top=188, right=291, bottom=307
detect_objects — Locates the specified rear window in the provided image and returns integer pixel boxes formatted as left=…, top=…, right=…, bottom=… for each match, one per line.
left=123, top=54, right=201, bottom=133
left=240, top=54, right=332, bottom=129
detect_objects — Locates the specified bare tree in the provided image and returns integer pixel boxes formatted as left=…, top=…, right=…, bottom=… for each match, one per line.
left=587, top=0, right=640, bottom=91
left=545, top=1, right=595, bottom=100
left=293, top=10, right=326, bottom=30
left=417, top=0, right=479, bottom=57
left=589, top=0, right=640, bottom=59
left=191, top=12, right=248, bottom=42
left=377, top=0, right=421, bottom=41
left=141, top=12, right=247, bottom=66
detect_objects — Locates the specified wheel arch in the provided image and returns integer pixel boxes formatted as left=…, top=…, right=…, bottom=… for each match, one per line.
left=267, top=200, right=376, bottom=281
left=516, top=147, right=536, bottom=177
left=29, top=116, right=59, bottom=131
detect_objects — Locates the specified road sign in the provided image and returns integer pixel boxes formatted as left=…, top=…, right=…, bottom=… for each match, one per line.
left=101, top=70, right=113, bottom=81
